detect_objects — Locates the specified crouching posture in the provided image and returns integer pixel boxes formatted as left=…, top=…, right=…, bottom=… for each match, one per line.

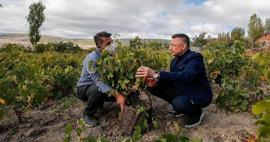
left=136, top=33, right=212, bottom=128
left=76, top=31, right=125, bottom=127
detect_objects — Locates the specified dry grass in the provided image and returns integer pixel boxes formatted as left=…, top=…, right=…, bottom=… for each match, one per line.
left=0, top=33, right=95, bottom=49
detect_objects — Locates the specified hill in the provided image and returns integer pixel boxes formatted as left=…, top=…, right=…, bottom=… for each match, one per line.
left=0, top=33, right=169, bottom=49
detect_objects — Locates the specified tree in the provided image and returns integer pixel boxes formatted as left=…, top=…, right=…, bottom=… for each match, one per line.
left=0, top=4, right=3, bottom=7
left=26, top=1, right=46, bottom=46
left=231, top=27, right=245, bottom=41
left=192, top=32, right=207, bottom=48
left=248, top=13, right=264, bottom=47
left=218, top=32, right=232, bottom=46
left=129, top=36, right=143, bottom=48
left=264, top=18, right=270, bottom=33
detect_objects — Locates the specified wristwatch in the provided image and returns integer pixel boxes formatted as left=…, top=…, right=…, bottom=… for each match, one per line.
left=153, top=71, right=160, bottom=79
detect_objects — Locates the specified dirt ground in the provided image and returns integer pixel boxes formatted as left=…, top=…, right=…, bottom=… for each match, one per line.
left=0, top=94, right=258, bottom=142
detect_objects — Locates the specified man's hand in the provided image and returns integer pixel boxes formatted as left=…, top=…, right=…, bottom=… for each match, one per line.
left=144, top=77, right=158, bottom=87
left=136, top=66, right=155, bottom=78
left=113, top=93, right=126, bottom=113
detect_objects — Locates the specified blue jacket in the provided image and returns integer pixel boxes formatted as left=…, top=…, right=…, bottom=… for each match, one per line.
left=159, top=49, right=212, bottom=104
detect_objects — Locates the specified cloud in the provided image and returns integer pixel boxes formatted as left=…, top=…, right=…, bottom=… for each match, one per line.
left=0, top=0, right=270, bottom=39
left=190, top=23, right=224, bottom=34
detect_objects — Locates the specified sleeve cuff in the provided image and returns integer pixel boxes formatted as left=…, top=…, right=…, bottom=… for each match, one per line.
left=158, top=71, right=168, bottom=80
left=95, top=81, right=112, bottom=93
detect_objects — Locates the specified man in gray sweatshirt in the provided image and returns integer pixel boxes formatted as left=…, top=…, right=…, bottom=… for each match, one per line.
left=76, top=31, right=125, bottom=127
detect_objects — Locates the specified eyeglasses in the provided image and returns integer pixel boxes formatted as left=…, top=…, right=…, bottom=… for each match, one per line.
left=169, top=43, right=185, bottom=48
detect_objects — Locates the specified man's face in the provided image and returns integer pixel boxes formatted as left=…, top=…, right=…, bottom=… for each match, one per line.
left=169, top=37, right=187, bottom=56
left=99, top=37, right=113, bottom=50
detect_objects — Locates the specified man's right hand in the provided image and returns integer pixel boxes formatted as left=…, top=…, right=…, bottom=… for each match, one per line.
left=136, top=66, right=156, bottom=78
left=144, top=77, right=158, bottom=87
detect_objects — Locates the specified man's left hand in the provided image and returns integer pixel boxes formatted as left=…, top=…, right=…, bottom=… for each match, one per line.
left=112, top=92, right=126, bottom=113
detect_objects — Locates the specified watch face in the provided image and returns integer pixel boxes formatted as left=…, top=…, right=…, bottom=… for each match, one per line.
left=153, top=73, right=158, bottom=78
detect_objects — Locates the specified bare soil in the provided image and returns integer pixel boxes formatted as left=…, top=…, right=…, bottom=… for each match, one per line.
left=0, top=94, right=258, bottom=142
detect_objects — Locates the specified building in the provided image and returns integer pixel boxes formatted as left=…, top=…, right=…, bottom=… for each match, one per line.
left=256, top=32, right=270, bottom=47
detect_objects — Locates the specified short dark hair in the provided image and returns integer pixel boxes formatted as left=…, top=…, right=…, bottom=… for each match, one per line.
left=94, top=31, right=112, bottom=46
left=172, top=33, right=190, bottom=47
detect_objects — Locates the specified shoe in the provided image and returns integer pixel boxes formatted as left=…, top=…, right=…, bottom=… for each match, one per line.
left=184, top=110, right=204, bottom=128
left=172, top=111, right=184, bottom=117
left=83, top=114, right=99, bottom=127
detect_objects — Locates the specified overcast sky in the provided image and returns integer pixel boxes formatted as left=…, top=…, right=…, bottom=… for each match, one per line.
left=0, top=0, right=270, bottom=39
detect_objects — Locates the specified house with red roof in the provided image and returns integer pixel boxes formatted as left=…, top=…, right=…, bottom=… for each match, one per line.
left=256, top=32, right=270, bottom=47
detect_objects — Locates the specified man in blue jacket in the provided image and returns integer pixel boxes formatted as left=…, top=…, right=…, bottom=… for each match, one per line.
left=136, top=33, right=212, bottom=128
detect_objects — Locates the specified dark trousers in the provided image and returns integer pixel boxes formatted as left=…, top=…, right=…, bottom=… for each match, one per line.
left=77, top=84, right=115, bottom=116
left=148, top=81, right=211, bottom=116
